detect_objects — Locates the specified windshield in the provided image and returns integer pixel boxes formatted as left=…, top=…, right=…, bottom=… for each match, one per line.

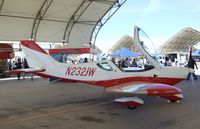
left=138, top=28, right=158, bottom=60
left=97, top=62, right=113, bottom=71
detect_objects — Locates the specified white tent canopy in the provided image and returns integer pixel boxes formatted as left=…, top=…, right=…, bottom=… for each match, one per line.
left=158, top=27, right=200, bottom=53
left=0, top=0, right=126, bottom=47
left=108, top=35, right=133, bottom=54
left=109, top=28, right=200, bottom=55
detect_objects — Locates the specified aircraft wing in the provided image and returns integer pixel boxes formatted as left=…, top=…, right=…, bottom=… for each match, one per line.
left=105, top=82, right=183, bottom=109
left=5, top=67, right=45, bottom=74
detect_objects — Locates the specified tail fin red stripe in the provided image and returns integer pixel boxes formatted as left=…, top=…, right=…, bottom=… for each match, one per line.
left=20, top=40, right=48, bottom=54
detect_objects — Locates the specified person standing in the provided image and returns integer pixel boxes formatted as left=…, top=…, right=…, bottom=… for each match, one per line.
left=121, top=58, right=130, bottom=68
left=186, top=57, right=198, bottom=80
left=111, top=58, right=116, bottom=64
left=164, top=57, right=172, bottom=66
left=83, top=57, right=88, bottom=63
left=131, top=58, right=137, bottom=67
left=22, top=58, right=29, bottom=68
left=15, top=58, right=22, bottom=80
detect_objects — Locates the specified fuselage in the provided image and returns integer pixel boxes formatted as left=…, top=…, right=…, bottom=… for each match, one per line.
left=34, top=60, right=189, bottom=87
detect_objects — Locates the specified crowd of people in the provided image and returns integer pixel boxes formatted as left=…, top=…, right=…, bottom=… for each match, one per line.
left=111, top=57, right=145, bottom=69
left=66, top=57, right=89, bottom=64
left=111, top=56, right=199, bottom=81
left=7, top=58, right=29, bottom=80
left=7, top=58, right=29, bottom=70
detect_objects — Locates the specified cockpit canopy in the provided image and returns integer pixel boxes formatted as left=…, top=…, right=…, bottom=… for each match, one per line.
left=138, top=28, right=158, bottom=58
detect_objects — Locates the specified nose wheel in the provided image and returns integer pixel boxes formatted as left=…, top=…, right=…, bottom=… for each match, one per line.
left=127, top=106, right=137, bottom=109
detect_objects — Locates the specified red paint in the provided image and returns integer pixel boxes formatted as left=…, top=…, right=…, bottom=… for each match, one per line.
left=32, top=72, right=56, bottom=78
left=75, top=67, right=81, bottom=76
left=0, top=43, right=14, bottom=59
left=81, top=77, right=184, bottom=87
left=65, top=67, right=96, bottom=77
left=160, top=95, right=183, bottom=101
left=115, top=101, right=143, bottom=107
left=65, top=67, right=72, bottom=75
left=81, top=67, right=86, bottom=76
left=20, top=40, right=48, bottom=54
left=71, top=67, right=76, bottom=76
left=160, top=95, right=183, bottom=102
left=32, top=72, right=78, bottom=83
left=146, top=84, right=181, bottom=96
left=31, top=71, right=184, bottom=88
left=49, top=48, right=90, bottom=54
left=88, top=68, right=96, bottom=76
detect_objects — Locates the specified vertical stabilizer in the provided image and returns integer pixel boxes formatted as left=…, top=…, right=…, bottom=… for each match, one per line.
left=20, top=40, right=59, bottom=68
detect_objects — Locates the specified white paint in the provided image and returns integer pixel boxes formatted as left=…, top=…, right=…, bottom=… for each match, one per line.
left=115, top=97, right=144, bottom=105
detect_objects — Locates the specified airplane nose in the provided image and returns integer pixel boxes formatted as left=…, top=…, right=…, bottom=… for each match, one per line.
left=147, top=84, right=183, bottom=102
left=167, top=86, right=182, bottom=94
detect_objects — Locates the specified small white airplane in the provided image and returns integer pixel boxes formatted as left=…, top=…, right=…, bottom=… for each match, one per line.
left=12, top=26, right=193, bottom=109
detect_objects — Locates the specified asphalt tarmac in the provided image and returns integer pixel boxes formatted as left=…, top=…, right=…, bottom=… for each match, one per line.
left=0, top=75, right=200, bottom=129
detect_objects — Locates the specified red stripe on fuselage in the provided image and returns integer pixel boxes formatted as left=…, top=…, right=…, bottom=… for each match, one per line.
left=20, top=40, right=48, bottom=54
left=82, top=77, right=184, bottom=87
left=32, top=72, right=184, bottom=87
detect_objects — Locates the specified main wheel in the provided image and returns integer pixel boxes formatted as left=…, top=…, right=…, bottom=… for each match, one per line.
left=127, top=106, right=137, bottom=109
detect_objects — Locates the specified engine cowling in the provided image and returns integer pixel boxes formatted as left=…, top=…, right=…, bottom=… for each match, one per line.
left=114, top=97, right=144, bottom=109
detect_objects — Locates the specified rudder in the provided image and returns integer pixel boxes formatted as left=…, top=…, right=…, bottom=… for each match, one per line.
left=20, top=40, right=58, bottom=68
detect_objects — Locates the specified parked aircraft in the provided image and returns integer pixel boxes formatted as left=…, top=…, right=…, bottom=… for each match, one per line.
left=10, top=26, right=192, bottom=109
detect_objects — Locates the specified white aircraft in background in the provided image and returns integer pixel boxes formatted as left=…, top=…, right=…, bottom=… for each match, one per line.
left=11, top=26, right=193, bottom=109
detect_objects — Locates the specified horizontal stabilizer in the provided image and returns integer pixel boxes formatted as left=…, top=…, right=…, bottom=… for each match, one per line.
left=5, top=68, right=45, bottom=74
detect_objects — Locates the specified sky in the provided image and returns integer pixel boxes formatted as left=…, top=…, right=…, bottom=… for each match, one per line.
left=95, top=0, right=200, bottom=53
